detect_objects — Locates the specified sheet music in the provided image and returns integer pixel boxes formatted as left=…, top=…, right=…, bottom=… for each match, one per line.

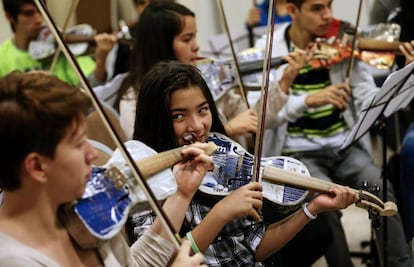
left=340, top=61, right=414, bottom=152
left=340, top=97, right=383, bottom=151
left=384, top=73, right=414, bottom=117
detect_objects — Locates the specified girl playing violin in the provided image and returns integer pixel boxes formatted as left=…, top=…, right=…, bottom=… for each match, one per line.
left=95, top=1, right=303, bottom=147
left=0, top=71, right=212, bottom=266
left=130, top=60, right=359, bottom=266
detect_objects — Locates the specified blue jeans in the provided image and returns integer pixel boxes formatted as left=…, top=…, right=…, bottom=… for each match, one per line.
left=400, top=123, right=414, bottom=242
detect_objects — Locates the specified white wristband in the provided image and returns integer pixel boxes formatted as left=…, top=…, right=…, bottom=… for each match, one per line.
left=302, top=202, right=317, bottom=220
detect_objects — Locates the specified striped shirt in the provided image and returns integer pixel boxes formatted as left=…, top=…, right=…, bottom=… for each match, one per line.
left=129, top=195, right=265, bottom=266
left=283, top=64, right=348, bottom=154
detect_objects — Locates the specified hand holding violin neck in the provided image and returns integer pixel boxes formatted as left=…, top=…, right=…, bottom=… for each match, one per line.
left=262, top=165, right=397, bottom=217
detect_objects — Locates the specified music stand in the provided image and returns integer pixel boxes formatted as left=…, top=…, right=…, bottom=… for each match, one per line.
left=339, top=60, right=414, bottom=267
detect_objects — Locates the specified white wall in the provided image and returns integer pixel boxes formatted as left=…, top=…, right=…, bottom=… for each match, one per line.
left=0, top=0, right=76, bottom=43
left=0, top=0, right=374, bottom=53
left=0, top=1, right=12, bottom=43
left=332, top=0, right=372, bottom=29
left=0, top=0, right=136, bottom=43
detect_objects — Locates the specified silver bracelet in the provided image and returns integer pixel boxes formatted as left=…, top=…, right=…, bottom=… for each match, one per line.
left=302, top=202, right=317, bottom=220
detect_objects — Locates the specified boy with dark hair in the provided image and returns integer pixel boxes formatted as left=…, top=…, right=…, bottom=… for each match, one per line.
left=0, top=0, right=116, bottom=86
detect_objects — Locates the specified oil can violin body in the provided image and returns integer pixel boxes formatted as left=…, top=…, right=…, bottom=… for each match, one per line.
left=59, top=140, right=216, bottom=248
left=201, top=132, right=310, bottom=214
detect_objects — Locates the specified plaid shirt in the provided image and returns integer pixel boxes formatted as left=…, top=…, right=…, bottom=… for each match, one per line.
left=129, top=197, right=265, bottom=267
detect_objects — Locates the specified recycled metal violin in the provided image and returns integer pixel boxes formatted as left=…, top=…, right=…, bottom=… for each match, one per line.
left=197, top=132, right=397, bottom=217
left=59, top=140, right=217, bottom=249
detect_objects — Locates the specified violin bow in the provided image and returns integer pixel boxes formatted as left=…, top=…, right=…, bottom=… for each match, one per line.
left=49, top=0, right=80, bottom=73
left=251, top=0, right=276, bottom=182
left=344, top=0, right=364, bottom=120
left=216, top=0, right=250, bottom=108
left=34, top=0, right=181, bottom=250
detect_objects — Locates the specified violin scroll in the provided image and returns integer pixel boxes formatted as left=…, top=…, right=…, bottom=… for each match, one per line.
left=356, top=180, right=397, bottom=217
left=356, top=199, right=397, bottom=217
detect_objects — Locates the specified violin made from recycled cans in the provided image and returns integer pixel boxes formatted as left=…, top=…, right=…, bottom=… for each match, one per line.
left=202, top=132, right=309, bottom=214
left=59, top=140, right=217, bottom=249
left=202, top=132, right=397, bottom=217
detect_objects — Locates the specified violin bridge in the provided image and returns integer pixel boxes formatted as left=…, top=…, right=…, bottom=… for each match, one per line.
left=105, top=166, right=128, bottom=189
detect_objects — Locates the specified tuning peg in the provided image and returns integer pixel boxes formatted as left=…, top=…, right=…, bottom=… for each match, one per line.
left=361, top=180, right=370, bottom=191
left=370, top=184, right=381, bottom=194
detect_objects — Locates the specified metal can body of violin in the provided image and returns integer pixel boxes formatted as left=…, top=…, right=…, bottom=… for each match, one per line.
left=59, top=166, right=131, bottom=248
left=200, top=133, right=309, bottom=214
left=59, top=140, right=178, bottom=248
